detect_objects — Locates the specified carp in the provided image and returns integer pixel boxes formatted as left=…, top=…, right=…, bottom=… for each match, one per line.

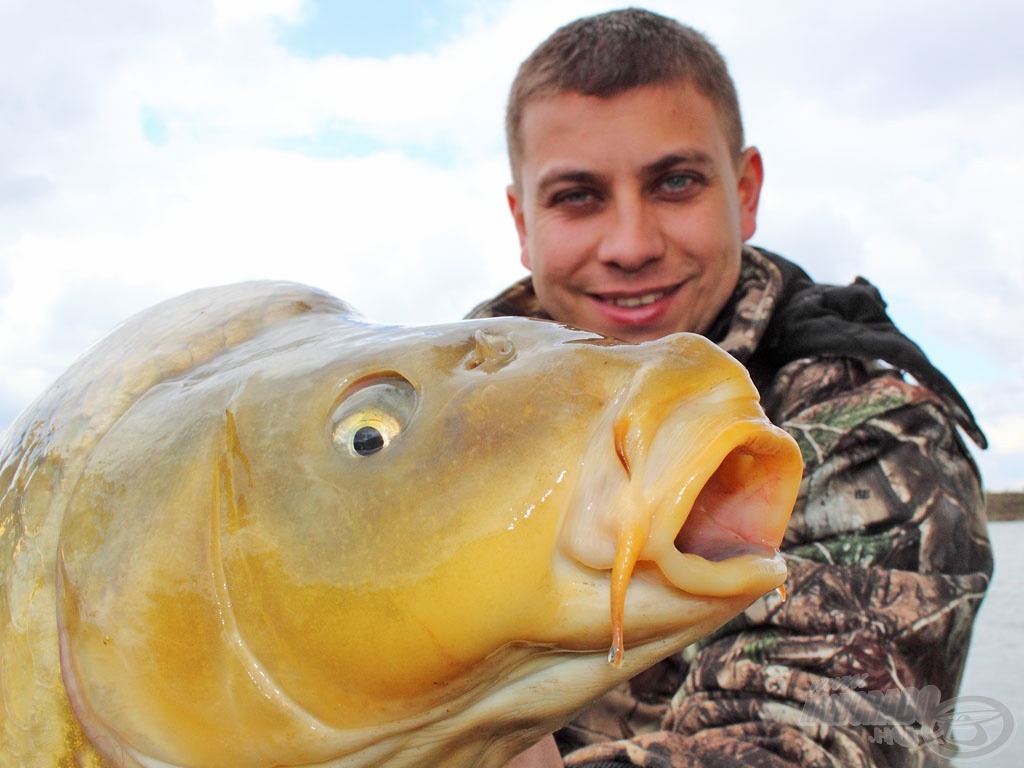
left=0, top=281, right=802, bottom=767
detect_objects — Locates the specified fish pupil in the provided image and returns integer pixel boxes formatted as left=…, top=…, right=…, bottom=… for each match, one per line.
left=352, top=425, right=385, bottom=455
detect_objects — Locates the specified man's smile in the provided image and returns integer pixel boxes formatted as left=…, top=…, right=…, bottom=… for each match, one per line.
left=590, top=283, right=682, bottom=309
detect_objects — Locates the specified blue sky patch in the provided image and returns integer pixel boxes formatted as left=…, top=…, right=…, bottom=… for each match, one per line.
left=276, top=0, right=492, bottom=59
left=140, top=107, right=169, bottom=146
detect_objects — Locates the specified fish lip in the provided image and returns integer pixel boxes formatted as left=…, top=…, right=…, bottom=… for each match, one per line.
left=559, top=342, right=801, bottom=599
left=556, top=341, right=801, bottom=666
left=640, top=418, right=801, bottom=598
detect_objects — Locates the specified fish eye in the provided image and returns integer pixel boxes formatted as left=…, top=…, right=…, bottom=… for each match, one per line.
left=352, top=424, right=386, bottom=455
left=330, top=375, right=417, bottom=458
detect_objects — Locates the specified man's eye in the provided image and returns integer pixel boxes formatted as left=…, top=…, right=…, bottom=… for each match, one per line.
left=661, top=174, right=695, bottom=192
left=551, top=188, right=594, bottom=206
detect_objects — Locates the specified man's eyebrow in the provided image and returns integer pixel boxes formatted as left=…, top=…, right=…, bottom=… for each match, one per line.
left=536, top=152, right=717, bottom=194
left=536, top=168, right=604, bottom=195
left=642, top=152, right=715, bottom=177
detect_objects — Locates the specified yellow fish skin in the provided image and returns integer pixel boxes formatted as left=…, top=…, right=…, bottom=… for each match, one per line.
left=0, top=281, right=802, bottom=768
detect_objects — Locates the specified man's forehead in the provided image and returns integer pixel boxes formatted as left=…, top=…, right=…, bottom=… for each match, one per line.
left=520, top=89, right=727, bottom=171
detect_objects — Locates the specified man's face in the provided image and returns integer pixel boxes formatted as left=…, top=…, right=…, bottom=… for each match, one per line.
left=509, top=83, right=763, bottom=342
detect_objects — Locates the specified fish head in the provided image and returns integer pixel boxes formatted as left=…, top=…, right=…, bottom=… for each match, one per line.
left=55, top=304, right=801, bottom=767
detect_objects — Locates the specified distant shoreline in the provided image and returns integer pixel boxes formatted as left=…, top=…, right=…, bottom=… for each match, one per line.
left=986, top=492, right=1023, bottom=521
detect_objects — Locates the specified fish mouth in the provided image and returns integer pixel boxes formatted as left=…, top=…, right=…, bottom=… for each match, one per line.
left=603, top=416, right=800, bottom=665
left=559, top=340, right=803, bottom=667
left=642, top=423, right=799, bottom=595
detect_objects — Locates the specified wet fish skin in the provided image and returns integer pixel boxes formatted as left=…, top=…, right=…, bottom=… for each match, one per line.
left=0, top=281, right=801, bottom=767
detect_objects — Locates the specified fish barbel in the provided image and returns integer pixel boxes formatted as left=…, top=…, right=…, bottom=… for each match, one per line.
left=0, top=281, right=801, bottom=767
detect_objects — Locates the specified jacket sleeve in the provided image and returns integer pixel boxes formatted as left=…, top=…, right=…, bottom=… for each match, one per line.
left=559, top=358, right=993, bottom=768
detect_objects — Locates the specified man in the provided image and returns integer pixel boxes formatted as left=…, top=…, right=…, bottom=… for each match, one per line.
left=470, top=8, right=993, bottom=768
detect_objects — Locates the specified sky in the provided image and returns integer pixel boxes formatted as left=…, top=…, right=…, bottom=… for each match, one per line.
left=1, top=0, right=1021, bottom=489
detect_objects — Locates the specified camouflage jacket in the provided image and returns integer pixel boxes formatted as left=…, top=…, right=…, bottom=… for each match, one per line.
left=467, top=247, right=992, bottom=767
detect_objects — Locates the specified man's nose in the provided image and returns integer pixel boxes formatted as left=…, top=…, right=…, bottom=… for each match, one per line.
left=596, top=197, right=665, bottom=271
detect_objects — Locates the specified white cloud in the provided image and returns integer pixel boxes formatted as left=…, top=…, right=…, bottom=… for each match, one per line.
left=988, top=413, right=1024, bottom=456
left=212, top=0, right=304, bottom=26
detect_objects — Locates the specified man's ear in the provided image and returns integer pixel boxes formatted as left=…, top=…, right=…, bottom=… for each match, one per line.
left=737, top=147, right=764, bottom=242
left=507, top=184, right=531, bottom=270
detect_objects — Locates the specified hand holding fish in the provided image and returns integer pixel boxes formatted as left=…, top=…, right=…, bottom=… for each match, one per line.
left=504, top=736, right=562, bottom=768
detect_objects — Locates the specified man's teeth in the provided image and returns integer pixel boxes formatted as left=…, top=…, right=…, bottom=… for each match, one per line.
left=609, top=290, right=666, bottom=308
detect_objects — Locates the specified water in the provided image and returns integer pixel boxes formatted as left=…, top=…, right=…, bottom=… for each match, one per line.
left=952, top=521, right=1023, bottom=765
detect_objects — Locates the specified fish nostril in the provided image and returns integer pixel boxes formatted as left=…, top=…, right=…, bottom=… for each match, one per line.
left=464, top=330, right=517, bottom=372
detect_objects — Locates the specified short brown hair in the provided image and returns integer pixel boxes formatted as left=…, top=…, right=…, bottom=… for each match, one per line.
left=506, top=8, right=744, bottom=183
